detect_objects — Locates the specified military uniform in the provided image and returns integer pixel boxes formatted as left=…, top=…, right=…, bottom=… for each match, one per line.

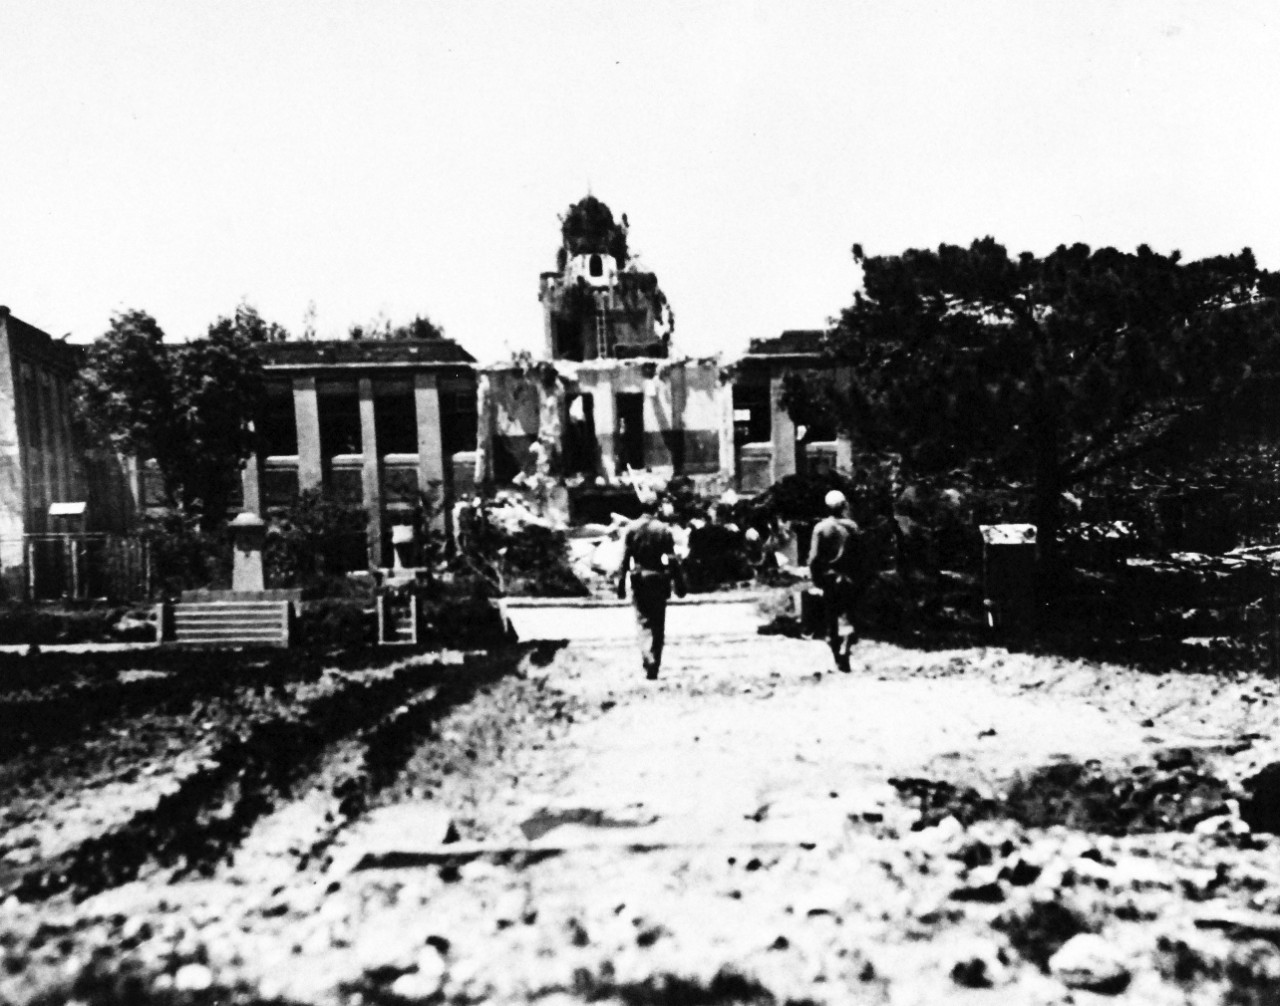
left=620, top=514, right=677, bottom=679
left=808, top=514, right=862, bottom=671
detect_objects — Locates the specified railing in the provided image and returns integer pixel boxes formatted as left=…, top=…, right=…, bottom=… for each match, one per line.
left=13, top=534, right=152, bottom=602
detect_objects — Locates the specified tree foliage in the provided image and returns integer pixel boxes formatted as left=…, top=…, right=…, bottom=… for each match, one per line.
left=559, top=194, right=630, bottom=265
left=786, top=239, right=1280, bottom=564
left=348, top=313, right=445, bottom=341
left=75, top=307, right=268, bottom=526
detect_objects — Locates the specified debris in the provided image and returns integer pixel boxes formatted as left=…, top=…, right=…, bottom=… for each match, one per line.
left=950, top=940, right=1008, bottom=988
left=1194, top=909, right=1280, bottom=944
left=949, top=881, right=1005, bottom=903
left=1048, top=934, right=1131, bottom=993
left=172, top=963, right=214, bottom=992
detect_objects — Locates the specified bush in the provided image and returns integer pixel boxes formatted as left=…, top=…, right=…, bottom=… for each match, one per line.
left=457, top=498, right=588, bottom=597
left=140, top=510, right=231, bottom=595
left=421, top=593, right=514, bottom=646
left=294, top=597, right=375, bottom=648
left=0, top=605, right=154, bottom=645
left=266, top=489, right=369, bottom=589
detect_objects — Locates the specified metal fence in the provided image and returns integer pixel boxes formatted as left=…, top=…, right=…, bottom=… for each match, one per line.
left=11, top=534, right=153, bottom=602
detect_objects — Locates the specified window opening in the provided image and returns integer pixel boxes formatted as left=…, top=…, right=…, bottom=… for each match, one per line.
left=259, top=384, right=298, bottom=456
left=374, top=384, right=417, bottom=456
left=318, top=382, right=362, bottom=457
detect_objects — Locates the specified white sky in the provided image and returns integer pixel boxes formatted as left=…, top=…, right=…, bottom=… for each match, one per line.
left=3, top=2, right=1279, bottom=362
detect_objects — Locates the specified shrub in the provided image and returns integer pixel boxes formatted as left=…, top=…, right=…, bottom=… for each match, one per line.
left=265, top=489, right=369, bottom=589
left=456, top=498, right=587, bottom=597
left=0, top=605, right=154, bottom=645
left=294, top=597, right=375, bottom=647
left=140, top=510, right=231, bottom=595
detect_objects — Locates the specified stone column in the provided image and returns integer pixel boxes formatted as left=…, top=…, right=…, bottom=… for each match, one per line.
left=358, top=378, right=383, bottom=568
left=769, top=369, right=796, bottom=485
left=230, top=512, right=266, bottom=592
left=414, top=372, right=447, bottom=531
left=241, top=421, right=263, bottom=515
left=589, top=373, right=617, bottom=481
left=836, top=432, right=854, bottom=473
left=293, top=376, right=322, bottom=491
left=717, top=376, right=737, bottom=482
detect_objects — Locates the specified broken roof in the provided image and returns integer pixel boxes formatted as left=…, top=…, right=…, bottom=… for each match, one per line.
left=255, top=337, right=476, bottom=369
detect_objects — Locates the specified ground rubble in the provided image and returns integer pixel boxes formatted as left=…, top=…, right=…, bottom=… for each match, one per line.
left=0, top=634, right=1277, bottom=1004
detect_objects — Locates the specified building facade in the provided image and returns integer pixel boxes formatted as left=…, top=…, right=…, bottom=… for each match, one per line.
left=242, top=337, right=478, bottom=567
left=730, top=330, right=852, bottom=493
left=0, top=308, right=134, bottom=596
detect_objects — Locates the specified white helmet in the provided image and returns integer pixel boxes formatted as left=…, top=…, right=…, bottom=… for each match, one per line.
left=824, top=489, right=847, bottom=511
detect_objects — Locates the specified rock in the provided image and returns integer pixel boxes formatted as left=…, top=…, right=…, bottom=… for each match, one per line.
left=119, top=917, right=152, bottom=944
left=949, top=881, right=1005, bottom=903
left=1240, top=762, right=1280, bottom=834
left=950, top=940, right=1007, bottom=988
left=416, top=946, right=447, bottom=980
left=999, top=857, right=1041, bottom=886
left=493, top=890, right=528, bottom=927
left=908, top=815, right=965, bottom=850
left=1225, top=939, right=1280, bottom=992
left=1193, top=813, right=1250, bottom=836
left=1048, top=934, right=1130, bottom=993
left=1194, top=909, right=1280, bottom=943
left=1109, top=856, right=1174, bottom=892
left=391, top=965, right=444, bottom=1001
left=354, top=927, right=421, bottom=976
left=173, top=963, right=214, bottom=992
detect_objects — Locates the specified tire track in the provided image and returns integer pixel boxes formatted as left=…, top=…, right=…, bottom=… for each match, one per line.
left=3, top=652, right=492, bottom=902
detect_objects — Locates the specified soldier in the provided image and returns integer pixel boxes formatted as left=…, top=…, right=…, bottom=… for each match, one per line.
left=618, top=490, right=682, bottom=680
left=807, top=489, right=862, bottom=672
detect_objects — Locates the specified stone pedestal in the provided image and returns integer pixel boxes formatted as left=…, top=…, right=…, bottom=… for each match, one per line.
left=230, top=512, right=266, bottom=593
left=390, top=524, right=417, bottom=572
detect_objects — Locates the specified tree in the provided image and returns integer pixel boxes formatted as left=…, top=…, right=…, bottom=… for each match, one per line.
left=75, top=308, right=268, bottom=527
left=348, top=312, right=445, bottom=341
left=216, top=301, right=289, bottom=343
left=559, top=194, right=630, bottom=265
left=786, top=239, right=1280, bottom=574
left=553, top=195, right=676, bottom=341
left=391, top=314, right=445, bottom=340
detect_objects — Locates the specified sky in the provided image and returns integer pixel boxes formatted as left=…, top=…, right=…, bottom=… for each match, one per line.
left=3, top=2, right=1279, bottom=362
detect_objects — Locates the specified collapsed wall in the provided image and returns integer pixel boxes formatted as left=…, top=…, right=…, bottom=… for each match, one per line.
left=476, top=357, right=733, bottom=497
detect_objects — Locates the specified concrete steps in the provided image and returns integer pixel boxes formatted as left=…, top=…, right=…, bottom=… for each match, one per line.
left=171, top=601, right=292, bottom=648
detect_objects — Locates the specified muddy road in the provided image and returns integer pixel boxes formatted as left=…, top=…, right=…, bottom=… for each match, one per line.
left=1, top=625, right=1279, bottom=1005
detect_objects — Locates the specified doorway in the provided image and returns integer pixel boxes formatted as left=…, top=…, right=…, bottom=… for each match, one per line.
left=615, top=393, right=645, bottom=472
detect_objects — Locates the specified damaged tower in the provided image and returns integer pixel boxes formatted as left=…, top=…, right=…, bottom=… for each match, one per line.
left=477, top=196, right=732, bottom=508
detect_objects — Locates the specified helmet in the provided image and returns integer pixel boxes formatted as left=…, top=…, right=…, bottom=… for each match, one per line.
left=824, top=489, right=847, bottom=511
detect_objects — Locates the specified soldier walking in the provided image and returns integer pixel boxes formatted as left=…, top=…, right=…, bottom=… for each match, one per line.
left=807, top=489, right=863, bottom=672
left=618, top=490, right=682, bottom=680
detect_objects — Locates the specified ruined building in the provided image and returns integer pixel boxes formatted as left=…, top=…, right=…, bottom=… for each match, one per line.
left=477, top=197, right=733, bottom=508
left=0, top=199, right=847, bottom=594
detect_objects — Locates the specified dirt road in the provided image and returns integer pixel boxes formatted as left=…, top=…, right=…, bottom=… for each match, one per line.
left=1, top=617, right=1279, bottom=1004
